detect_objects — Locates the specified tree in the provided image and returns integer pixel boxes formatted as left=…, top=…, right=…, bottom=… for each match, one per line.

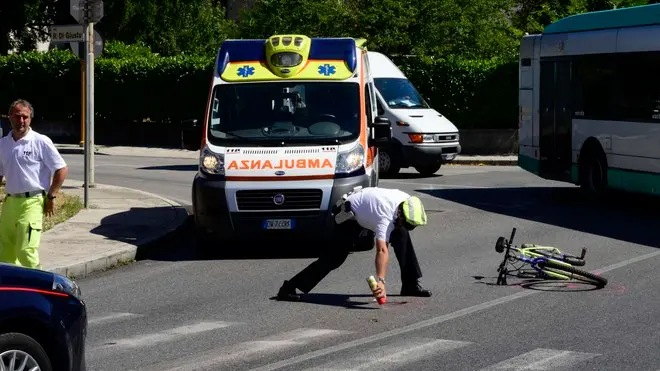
left=0, top=0, right=60, bottom=55
left=238, top=0, right=521, bottom=60
left=97, top=0, right=238, bottom=57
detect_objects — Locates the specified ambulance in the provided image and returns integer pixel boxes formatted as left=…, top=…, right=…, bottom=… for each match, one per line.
left=183, top=35, right=392, bottom=245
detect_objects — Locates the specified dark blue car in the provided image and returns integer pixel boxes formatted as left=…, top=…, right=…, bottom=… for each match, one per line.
left=0, top=262, right=87, bottom=371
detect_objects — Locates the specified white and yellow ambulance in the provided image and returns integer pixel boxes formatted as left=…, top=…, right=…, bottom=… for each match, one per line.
left=183, top=35, right=392, bottom=245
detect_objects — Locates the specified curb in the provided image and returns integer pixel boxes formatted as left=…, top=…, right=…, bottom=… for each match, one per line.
left=44, top=182, right=190, bottom=279
left=451, top=159, right=518, bottom=166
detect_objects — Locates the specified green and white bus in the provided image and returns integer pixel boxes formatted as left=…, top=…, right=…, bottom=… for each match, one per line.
left=518, top=3, right=660, bottom=196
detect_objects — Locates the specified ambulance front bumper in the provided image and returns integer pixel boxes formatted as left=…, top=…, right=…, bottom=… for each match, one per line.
left=191, top=172, right=370, bottom=240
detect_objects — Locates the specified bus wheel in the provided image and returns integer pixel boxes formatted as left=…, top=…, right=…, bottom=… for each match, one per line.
left=579, top=147, right=607, bottom=196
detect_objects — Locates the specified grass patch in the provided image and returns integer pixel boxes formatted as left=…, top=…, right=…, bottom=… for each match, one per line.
left=0, top=184, right=83, bottom=232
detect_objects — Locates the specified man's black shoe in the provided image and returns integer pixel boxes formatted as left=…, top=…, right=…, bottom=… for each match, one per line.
left=401, top=283, right=432, bottom=297
left=276, top=280, right=302, bottom=301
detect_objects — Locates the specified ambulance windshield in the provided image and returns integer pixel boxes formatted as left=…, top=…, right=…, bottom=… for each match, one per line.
left=206, top=82, right=361, bottom=146
left=374, top=78, right=430, bottom=109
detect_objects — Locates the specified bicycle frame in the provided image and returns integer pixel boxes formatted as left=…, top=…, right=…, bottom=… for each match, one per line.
left=496, top=228, right=575, bottom=285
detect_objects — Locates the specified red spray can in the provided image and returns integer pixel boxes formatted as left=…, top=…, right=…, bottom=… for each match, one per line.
left=366, top=275, right=386, bottom=305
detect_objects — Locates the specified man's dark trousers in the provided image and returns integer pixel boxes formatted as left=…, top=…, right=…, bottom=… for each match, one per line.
left=286, top=220, right=423, bottom=294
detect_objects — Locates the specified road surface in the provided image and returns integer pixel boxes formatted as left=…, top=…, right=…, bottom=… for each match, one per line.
left=62, top=154, right=660, bottom=371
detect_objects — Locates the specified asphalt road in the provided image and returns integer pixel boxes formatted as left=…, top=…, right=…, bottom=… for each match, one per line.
left=62, top=154, right=660, bottom=371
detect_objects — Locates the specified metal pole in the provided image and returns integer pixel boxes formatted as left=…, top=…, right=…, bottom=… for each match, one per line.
left=83, top=24, right=89, bottom=208
left=88, top=23, right=95, bottom=187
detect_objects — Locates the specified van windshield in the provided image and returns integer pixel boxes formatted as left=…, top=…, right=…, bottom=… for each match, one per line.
left=374, top=78, right=430, bottom=109
left=206, top=82, right=361, bottom=146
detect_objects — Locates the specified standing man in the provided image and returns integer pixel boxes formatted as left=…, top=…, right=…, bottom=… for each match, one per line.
left=0, top=99, right=68, bottom=269
left=276, top=187, right=432, bottom=302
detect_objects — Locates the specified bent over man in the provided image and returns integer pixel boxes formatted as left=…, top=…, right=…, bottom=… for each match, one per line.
left=0, top=99, right=68, bottom=269
left=276, top=187, right=432, bottom=301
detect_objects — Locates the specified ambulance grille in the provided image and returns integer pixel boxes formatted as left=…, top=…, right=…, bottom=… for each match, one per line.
left=241, top=149, right=279, bottom=155
left=236, top=189, right=323, bottom=211
left=284, top=148, right=322, bottom=154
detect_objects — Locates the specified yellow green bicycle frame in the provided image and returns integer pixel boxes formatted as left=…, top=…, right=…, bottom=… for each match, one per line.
left=518, top=243, right=574, bottom=280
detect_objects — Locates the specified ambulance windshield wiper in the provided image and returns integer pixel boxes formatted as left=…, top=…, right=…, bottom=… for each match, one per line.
left=223, top=132, right=250, bottom=140
left=279, top=138, right=340, bottom=146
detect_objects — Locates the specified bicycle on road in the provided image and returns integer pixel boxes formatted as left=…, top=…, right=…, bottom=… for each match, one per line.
left=495, top=227, right=608, bottom=287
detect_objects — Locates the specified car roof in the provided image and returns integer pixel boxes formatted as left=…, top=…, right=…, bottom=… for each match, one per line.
left=367, top=51, right=407, bottom=79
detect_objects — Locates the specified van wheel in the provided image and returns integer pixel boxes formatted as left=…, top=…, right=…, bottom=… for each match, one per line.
left=378, top=149, right=400, bottom=177
left=414, top=162, right=441, bottom=177
left=0, top=333, right=53, bottom=371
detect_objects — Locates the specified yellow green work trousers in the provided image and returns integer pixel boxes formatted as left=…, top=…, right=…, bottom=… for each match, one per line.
left=0, top=194, right=44, bottom=269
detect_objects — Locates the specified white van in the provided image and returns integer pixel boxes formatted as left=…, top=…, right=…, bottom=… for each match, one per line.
left=367, top=51, right=461, bottom=176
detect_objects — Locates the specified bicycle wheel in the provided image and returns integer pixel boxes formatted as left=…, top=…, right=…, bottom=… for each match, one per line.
left=533, top=249, right=586, bottom=266
left=538, top=260, right=607, bottom=287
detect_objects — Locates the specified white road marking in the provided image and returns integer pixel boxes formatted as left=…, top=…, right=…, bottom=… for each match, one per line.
left=298, top=338, right=473, bottom=371
left=477, top=348, right=600, bottom=370
left=88, top=312, right=142, bottom=326
left=134, top=328, right=353, bottom=371
left=247, top=249, right=660, bottom=371
left=381, top=179, right=490, bottom=189
left=91, top=321, right=239, bottom=350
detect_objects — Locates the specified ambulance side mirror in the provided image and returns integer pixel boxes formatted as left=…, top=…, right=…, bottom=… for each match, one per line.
left=181, top=118, right=201, bottom=151
left=369, top=116, right=392, bottom=147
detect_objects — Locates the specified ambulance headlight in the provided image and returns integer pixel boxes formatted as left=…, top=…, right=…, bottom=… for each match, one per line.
left=336, top=144, right=364, bottom=174
left=271, top=52, right=303, bottom=67
left=200, top=146, right=225, bottom=175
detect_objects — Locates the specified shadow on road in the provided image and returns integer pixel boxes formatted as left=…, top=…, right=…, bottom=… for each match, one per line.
left=381, top=172, right=443, bottom=180
left=268, top=293, right=387, bottom=309
left=138, top=164, right=198, bottom=171
left=136, top=216, right=330, bottom=262
left=417, top=186, right=660, bottom=248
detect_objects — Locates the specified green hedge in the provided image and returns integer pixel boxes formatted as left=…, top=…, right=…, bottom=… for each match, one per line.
left=0, top=49, right=517, bottom=130
left=392, top=55, right=518, bottom=129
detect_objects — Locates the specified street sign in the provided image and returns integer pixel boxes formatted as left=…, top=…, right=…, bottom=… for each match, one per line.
left=50, top=25, right=85, bottom=43
left=70, top=0, right=104, bottom=24
left=70, top=30, right=103, bottom=58
left=70, top=0, right=85, bottom=24
left=86, top=0, right=104, bottom=23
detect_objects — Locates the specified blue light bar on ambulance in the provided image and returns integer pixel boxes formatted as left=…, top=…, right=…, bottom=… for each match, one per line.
left=216, top=37, right=359, bottom=78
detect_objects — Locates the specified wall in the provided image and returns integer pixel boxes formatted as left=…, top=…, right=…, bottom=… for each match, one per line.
left=3, top=119, right=519, bottom=155
left=459, top=129, right=519, bottom=155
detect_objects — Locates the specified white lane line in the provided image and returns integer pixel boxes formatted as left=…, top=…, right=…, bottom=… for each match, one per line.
left=88, top=312, right=142, bottom=326
left=135, top=328, right=353, bottom=371
left=90, top=321, right=239, bottom=351
left=247, top=250, right=660, bottom=371
left=299, top=338, right=473, bottom=371
left=477, top=348, right=600, bottom=370
left=381, top=179, right=490, bottom=189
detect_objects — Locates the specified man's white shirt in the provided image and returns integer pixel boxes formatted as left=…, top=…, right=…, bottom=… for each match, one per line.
left=0, top=129, right=67, bottom=194
left=346, top=187, right=410, bottom=242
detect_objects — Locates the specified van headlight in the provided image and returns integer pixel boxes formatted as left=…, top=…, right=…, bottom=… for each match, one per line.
left=336, top=144, right=364, bottom=174
left=200, top=146, right=225, bottom=175
left=52, top=274, right=82, bottom=300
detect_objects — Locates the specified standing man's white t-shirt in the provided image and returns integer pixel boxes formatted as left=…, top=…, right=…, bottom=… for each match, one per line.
left=346, top=187, right=410, bottom=243
left=0, top=129, right=67, bottom=194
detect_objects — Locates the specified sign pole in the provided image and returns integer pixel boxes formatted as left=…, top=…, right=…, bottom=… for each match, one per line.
left=83, top=23, right=89, bottom=207
left=88, top=22, right=95, bottom=187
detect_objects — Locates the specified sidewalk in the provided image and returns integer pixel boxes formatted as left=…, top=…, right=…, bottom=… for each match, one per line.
left=40, top=179, right=189, bottom=279
left=55, top=144, right=519, bottom=165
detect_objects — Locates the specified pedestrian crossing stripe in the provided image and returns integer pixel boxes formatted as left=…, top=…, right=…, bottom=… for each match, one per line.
left=86, top=314, right=602, bottom=371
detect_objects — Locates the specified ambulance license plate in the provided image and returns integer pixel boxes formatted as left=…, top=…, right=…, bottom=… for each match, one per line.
left=263, top=219, right=294, bottom=230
